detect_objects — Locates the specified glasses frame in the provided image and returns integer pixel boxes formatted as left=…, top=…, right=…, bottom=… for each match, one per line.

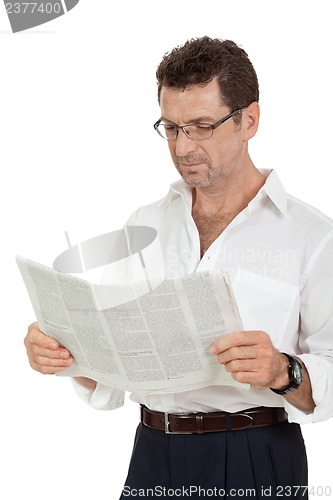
left=153, top=107, right=245, bottom=141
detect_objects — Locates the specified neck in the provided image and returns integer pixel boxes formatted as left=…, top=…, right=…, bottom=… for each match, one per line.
left=192, top=163, right=265, bottom=216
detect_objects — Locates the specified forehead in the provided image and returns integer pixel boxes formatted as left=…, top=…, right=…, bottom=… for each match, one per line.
left=160, top=79, right=226, bottom=121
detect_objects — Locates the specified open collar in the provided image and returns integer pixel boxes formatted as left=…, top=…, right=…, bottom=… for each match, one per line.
left=169, top=168, right=288, bottom=216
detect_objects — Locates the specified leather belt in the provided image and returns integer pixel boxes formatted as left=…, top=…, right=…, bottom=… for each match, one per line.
left=141, top=406, right=288, bottom=434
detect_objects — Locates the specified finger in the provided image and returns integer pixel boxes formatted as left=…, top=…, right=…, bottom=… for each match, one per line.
left=28, top=345, right=72, bottom=362
left=223, top=358, right=257, bottom=373
left=29, top=356, right=73, bottom=375
left=209, top=331, right=249, bottom=354
left=210, top=331, right=269, bottom=355
left=25, top=323, right=72, bottom=358
left=230, top=371, right=259, bottom=386
left=36, top=353, right=73, bottom=367
left=28, top=351, right=74, bottom=373
left=230, top=368, right=278, bottom=388
left=25, top=335, right=73, bottom=369
left=217, top=345, right=257, bottom=365
left=25, top=323, right=60, bottom=350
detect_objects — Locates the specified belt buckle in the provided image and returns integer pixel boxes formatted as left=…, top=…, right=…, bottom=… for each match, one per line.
left=164, top=412, right=193, bottom=434
left=164, top=412, right=171, bottom=433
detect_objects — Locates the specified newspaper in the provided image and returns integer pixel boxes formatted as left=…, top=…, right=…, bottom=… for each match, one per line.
left=16, top=255, right=247, bottom=394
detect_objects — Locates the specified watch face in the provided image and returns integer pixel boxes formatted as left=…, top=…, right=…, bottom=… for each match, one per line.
left=291, top=359, right=303, bottom=385
left=270, top=355, right=304, bottom=395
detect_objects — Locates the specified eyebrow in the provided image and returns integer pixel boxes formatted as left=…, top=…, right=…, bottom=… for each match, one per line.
left=160, top=115, right=216, bottom=125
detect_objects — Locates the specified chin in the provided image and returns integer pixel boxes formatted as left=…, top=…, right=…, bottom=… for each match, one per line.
left=182, top=174, right=212, bottom=188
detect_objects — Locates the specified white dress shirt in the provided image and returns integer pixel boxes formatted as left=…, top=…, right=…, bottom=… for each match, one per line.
left=73, top=169, right=333, bottom=424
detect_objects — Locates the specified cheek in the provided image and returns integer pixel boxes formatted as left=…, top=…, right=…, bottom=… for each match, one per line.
left=211, top=137, right=241, bottom=164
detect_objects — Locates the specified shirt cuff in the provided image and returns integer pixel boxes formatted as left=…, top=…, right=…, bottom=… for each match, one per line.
left=71, top=379, right=125, bottom=411
left=284, top=353, right=333, bottom=424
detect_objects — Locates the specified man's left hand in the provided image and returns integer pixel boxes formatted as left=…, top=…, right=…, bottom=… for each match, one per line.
left=209, top=331, right=289, bottom=389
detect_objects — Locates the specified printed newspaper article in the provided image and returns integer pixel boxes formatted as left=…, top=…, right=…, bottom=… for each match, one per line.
left=17, top=255, right=246, bottom=394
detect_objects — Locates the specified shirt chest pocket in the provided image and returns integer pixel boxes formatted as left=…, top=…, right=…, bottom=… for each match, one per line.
left=232, top=269, right=300, bottom=349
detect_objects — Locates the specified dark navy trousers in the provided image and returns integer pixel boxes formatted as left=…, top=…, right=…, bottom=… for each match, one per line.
left=119, top=421, right=308, bottom=499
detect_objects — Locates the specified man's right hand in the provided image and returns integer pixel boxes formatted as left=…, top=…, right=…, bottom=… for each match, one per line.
left=24, top=322, right=73, bottom=374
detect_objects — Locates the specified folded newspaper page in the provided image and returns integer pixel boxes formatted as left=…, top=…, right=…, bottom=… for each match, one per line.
left=17, top=255, right=247, bottom=394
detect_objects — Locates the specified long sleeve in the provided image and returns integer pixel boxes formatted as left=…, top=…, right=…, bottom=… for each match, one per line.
left=286, top=234, right=333, bottom=423
left=71, top=379, right=125, bottom=411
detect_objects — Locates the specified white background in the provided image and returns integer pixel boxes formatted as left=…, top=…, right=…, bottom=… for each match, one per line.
left=1, top=1, right=332, bottom=499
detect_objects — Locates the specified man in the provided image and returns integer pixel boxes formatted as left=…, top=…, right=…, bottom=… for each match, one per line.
left=25, top=37, right=333, bottom=499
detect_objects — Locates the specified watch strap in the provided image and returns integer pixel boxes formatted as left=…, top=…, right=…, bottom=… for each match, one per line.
left=270, top=353, right=303, bottom=395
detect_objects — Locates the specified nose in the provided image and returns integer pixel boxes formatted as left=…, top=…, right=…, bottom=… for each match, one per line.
left=174, top=129, right=197, bottom=157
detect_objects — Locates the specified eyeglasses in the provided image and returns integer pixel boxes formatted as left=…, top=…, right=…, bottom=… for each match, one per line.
left=153, top=108, right=245, bottom=141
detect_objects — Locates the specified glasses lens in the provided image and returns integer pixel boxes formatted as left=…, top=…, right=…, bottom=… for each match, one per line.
left=184, top=124, right=213, bottom=140
left=156, top=124, right=177, bottom=140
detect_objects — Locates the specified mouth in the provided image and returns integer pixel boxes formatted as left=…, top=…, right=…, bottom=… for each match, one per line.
left=178, top=161, right=206, bottom=170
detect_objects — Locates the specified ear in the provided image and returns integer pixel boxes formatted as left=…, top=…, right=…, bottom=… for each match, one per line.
left=242, top=101, right=260, bottom=141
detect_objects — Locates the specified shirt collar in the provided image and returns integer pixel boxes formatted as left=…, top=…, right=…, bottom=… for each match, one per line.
left=257, top=169, right=288, bottom=216
left=169, top=168, right=288, bottom=216
left=169, top=179, right=193, bottom=209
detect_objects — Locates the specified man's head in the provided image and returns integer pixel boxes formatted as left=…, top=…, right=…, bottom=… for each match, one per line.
left=155, top=37, right=260, bottom=190
left=156, top=36, right=259, bottom=119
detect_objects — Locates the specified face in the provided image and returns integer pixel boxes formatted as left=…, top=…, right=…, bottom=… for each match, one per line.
left=159, top=79, right=257, bottom=190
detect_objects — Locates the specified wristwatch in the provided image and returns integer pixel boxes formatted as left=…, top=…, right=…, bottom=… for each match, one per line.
left=270, top=353, right=303, bottom=395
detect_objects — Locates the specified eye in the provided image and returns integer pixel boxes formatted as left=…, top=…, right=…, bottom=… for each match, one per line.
left=194, top=124, right=212, bottom=131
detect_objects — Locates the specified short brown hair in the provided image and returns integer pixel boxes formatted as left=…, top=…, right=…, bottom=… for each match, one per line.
left=156, top=36, right=259, bottom=113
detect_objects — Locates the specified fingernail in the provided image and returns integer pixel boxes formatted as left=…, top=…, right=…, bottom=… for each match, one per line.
left=209, top=345, right=216, bottom=355
left=49, top=342, right=57, bottom=349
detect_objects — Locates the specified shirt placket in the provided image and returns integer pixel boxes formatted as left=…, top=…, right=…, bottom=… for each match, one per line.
left=195, top=208, right=250, bottom=272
